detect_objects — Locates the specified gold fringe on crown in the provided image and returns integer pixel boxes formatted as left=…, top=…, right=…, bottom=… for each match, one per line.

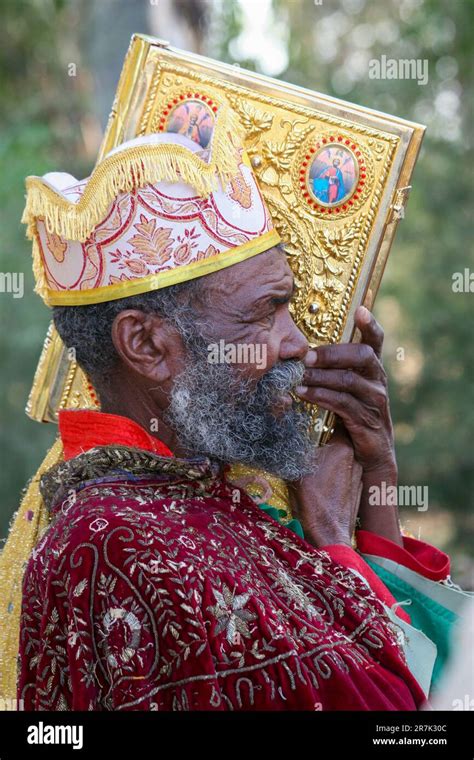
left=21, top=104, right=244, bottom=245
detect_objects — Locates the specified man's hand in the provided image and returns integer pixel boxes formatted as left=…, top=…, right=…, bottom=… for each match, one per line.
left=288, top=426, right=363, bottom=548
left=296, top=305, right=396, bottom=476
left=295, top=305, right=402, bottom=545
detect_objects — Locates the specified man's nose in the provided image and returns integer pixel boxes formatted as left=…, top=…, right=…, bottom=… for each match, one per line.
left=279, top=317, right=309, bottom=362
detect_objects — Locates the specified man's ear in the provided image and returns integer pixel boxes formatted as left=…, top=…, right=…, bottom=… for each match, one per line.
left=111, top=310, right=183, bottom=383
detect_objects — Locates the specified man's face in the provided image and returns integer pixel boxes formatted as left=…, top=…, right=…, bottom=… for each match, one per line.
left=162, top=247, right=316, bottom=480
left=201, top=246, right=307, bottom=374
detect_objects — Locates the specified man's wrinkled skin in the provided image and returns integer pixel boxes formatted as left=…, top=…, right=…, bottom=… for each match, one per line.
left=103, top=246, right=401, bottom=549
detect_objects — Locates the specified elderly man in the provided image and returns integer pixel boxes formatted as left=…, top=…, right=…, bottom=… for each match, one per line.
left=17, top=108, right=454, bottom=711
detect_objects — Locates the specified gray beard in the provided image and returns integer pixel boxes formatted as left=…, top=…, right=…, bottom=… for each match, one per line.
left=163, top=334, right=316, bottom=481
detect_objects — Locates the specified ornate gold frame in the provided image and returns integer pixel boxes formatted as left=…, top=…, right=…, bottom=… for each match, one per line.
left=25, top=33, right=425, bottom=444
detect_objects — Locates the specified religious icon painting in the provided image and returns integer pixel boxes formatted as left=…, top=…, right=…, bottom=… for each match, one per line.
left=165, top=98, right=216, bottom=148
left=308, top=144, right=359, bottom=207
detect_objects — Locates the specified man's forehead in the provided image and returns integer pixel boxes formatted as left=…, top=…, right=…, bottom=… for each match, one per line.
left=206, top=246, right=293, bottom=297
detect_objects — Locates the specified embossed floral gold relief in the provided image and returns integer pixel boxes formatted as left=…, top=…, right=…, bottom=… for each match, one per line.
left=26, top=34, right=424, bottom=431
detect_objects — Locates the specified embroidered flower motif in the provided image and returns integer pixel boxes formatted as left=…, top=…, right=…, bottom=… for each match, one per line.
left=173, top=226, right=200, bottom=264
left=125, top=258, right=148, bottom=275
left=173, top=242, right=193, bottom=265
left=274, top=567, right=320, bottom=619
left=129, top=214, right=174, bottom=265
left=207, top=584, right=256, bottom=644
left=108, top=273, right=129, bottom=285
left=102, top=607, right=142, bottom=668
left=109, top=248, right=143, bottom=274
left=195, top=243, right=219, bottom=262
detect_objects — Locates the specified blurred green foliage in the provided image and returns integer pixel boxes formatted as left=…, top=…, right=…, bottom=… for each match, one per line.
left=0, top=0, right=472, bottom=578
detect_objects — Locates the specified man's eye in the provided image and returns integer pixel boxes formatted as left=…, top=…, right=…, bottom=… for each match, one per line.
left=252, top=309, right=274, bottom=325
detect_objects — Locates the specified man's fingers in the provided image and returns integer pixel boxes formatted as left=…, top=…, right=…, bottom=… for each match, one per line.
left=298, top=386, right=383, bottom=430
left=355, top=306, right=384, bottom=360
left=303, top=341, right=384, bottom=379
left=299, top=368, right=387, bottom=407
left=303, top=309, right=385, bottom=376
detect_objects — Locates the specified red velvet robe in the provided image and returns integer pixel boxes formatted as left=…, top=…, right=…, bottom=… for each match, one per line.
left=18, top=411, right=429, bottom=711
